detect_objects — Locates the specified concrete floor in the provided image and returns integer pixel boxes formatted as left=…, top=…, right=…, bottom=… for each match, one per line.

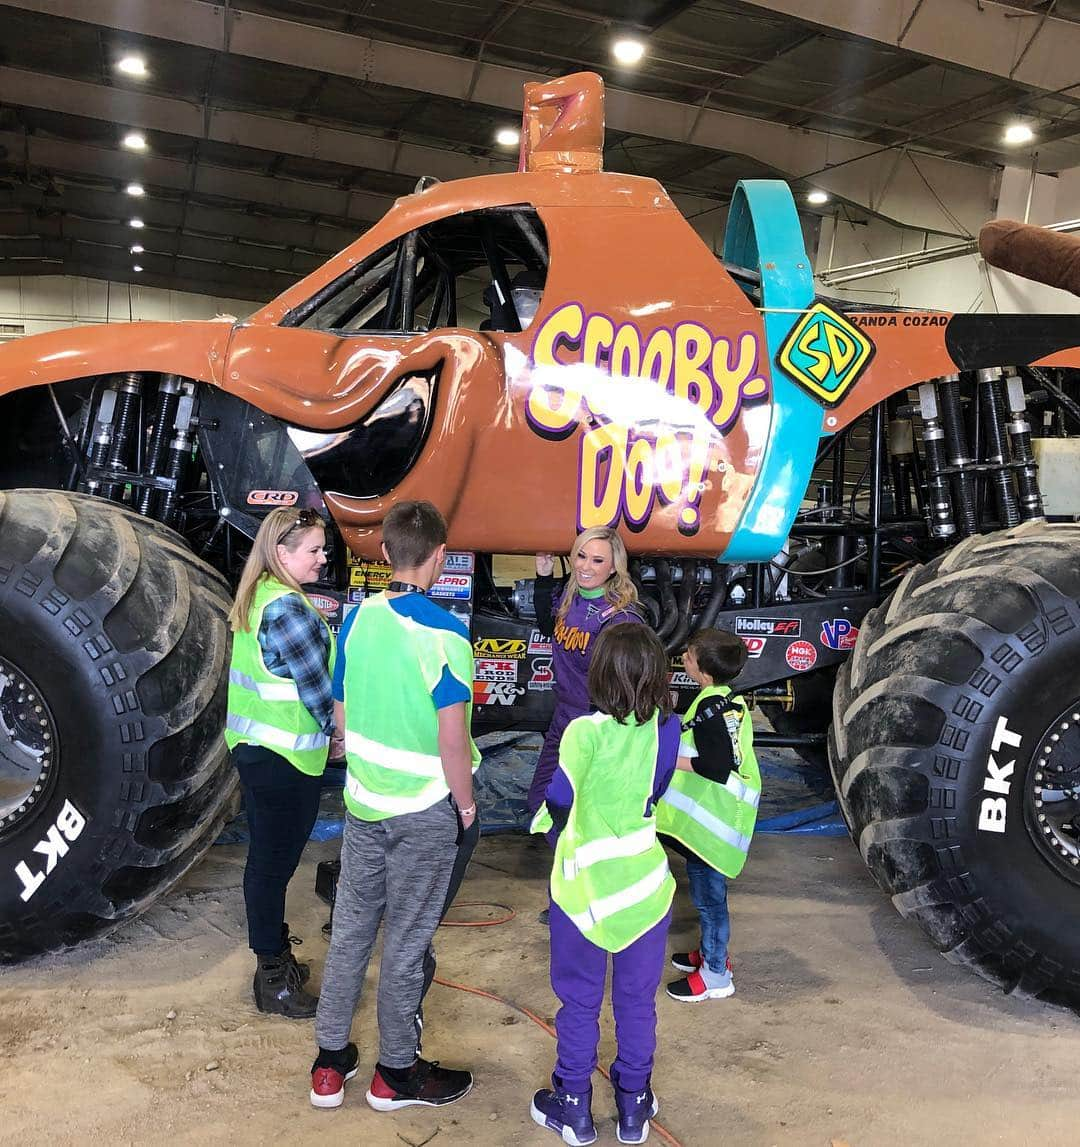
left=2, top=830, right=1078, bottom=1147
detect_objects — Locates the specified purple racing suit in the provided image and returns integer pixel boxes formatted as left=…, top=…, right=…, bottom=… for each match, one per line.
left=525, top=576, right=642, bottom=813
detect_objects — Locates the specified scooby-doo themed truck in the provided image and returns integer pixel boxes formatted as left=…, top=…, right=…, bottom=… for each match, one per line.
left=2, top=72, right=1080, bottom=1009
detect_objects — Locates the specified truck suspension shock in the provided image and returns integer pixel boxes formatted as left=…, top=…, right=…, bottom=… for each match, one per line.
left=1004, top=368, right=1045, bottom=521
left=135, top=375, right=183, bottom=518
left=84, top=379, right=119, bottom=497
left=156, top=385, right=197, bottom=527
left=977, top=367, right=1021, bottom=528
left=917, top=381, right=956, bottom=538
left=102, top=373, right=142, bottom=501
left=937, top=373, right=977, bottom=537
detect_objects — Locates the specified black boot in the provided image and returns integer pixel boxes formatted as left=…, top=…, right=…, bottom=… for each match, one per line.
left=253, top=950, right=319, bottom=1019
left=281, top=922, right=311, bottom=986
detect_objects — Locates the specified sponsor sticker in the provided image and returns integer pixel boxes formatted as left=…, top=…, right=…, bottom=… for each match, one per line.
left=528, top=629, right=553, bottom=655
left=475, top=659, right=519, bottom=682
left=430, top=573, right=473, bottom=601
left=309, top=593, right=340, bottom=618
left=443, top=552, right=475, bottom=574
left=473, top=637, right=527, bottom=660
left=246, top=489, right=298, bottom=506
left=529, top=658, right=555, bottom=691
left=349, top=561, right=391, bottom=591
left=735, top=616, right=801, bottom=637
left=785, top=639, right=818, bottom=672
left=820, top=618, right=859, bottom=651
left=347, top=588, right=365, bottom=604
left=473, top=681, right=526, bottom=706
left=741, top=635, right=765, bottom=659
left=668, top=671, right=696, bottom=688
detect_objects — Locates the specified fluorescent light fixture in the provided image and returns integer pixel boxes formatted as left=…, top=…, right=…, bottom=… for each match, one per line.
left=116, top=55, right=147, bottom=78
left=122, top=132, right=147, bottom=151
left=132, top=265, right=143, bottom=273
left=612, top=38, right=646, bottom=65
left=495, top=127, right=520, bottom=147
left=1004, top=122, right=1034, bottom=145
left=807, top=189, right=830, bottom=205
left=125, top=182, right=145, bottom=197
left=130, top=244, right=144, bottom=254
left=129, top=218, right=145, bottom=229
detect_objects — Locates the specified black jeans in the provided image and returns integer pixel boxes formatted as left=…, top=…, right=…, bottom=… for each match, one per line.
left=233, top=744, right=323, bottom=956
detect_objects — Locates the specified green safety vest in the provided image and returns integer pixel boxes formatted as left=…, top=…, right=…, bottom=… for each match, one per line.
left=341, top=593, right=479, bottom=821
left=224, top=576, right=336, bottom=776
left=531, top=711, right=676, bottom=953
left=656, top=684, right=760, bottom=877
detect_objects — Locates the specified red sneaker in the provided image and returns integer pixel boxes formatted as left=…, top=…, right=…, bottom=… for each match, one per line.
left=310, top=1042, right=359, bottom=1109
left=666, top=966, right=735, bottom=1002
left=670, top=949, right=702, bottom=973
left=366, top=1058, right=473, bottom=1111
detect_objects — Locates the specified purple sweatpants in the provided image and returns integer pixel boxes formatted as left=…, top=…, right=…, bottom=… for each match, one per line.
left=526, top=701, right=586, bottom=814
left=548, top=900, right=672, bottom=1093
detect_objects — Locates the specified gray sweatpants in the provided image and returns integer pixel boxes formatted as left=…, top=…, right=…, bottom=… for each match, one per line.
left=315, top=798, right=460, bottom=1067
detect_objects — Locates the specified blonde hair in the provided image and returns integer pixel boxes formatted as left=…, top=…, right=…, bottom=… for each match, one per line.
left=228, top=507, right=326, bottom=632
left=555, top=526, right=638, bottom=623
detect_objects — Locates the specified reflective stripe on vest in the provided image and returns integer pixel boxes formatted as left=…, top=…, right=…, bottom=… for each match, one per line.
left=344, top=768, right=446, bottom=817
left=724, top=772, right=760, bottom=809
left=228, top=667, right=301, bottom=703
left=661, top=785, right=752, bottom=854
left=225, top=714, right=329, bottom=754
left=343, top=730, right=444, bottom=779
left=562, top=823, right=656, bottom=880
left=567, top=858, right=672, bottom=934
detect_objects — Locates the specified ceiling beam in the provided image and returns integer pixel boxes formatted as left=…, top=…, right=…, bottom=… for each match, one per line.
left=0, top=131, right=393, bottom=230
left=736, top=0, right=1080, bottom=98
left=0, top=0, right=1000, bottom=233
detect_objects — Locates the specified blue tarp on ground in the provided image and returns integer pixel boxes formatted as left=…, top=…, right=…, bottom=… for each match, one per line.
left=216, top=729, right=847, bottom=845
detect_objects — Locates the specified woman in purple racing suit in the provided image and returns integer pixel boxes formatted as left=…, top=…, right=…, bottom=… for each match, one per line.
left=526, top=526, right=643, bottom=814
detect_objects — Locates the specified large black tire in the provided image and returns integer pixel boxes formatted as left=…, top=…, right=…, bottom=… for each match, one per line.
left=0, top=490, right=236, bottom=962
left=830, top=521, right=1080, bottom=1006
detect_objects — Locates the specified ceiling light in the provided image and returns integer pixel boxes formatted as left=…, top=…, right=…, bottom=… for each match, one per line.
left=130, top=244, right=144, bottom=254
left=612, top=38, right=646, bottom=65
left=122, top=131, right=147, bottom=151
left=129, top=218, right=144, bottom=229
left=132, top=265, right=143, bottom=273
left=1004, top=122, right=1035, bottom=145
left=125, top=182, right=145, bottom=197
left=807, top=189, right=830, bottom=205
left=116, top=55, right=147, bottom=78
left=495, top=127, right=520, bottom=147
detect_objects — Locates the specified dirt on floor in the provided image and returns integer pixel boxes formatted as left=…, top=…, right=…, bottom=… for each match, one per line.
left=2, top=830, right=1079, bottom=1147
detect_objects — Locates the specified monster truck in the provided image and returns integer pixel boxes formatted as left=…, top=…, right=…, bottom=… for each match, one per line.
left=2, top=71, right=1080, bottom=1007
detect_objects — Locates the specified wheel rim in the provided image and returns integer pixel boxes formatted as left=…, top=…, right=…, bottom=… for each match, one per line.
left=0, top=655, right=57, bottom=831
left=1026, top=700, right=1080, bottom=884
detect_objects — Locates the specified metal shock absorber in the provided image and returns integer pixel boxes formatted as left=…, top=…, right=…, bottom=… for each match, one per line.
left=83, top=380, right=120, bottom=496
left=135, top=374, right=183, bottom=517
left=1003, top=367, right=1045, bottom=521
left=102, top=372, right=142, bottom=501
left=917, top=380, right=956, bottom=538
left=938, top=372, right=978, bottom=537
left=887, top=393, right=915, bottom=520
left=977, top=367, right=1021, bottom=528
left=156, top=385, right=197, bottom=527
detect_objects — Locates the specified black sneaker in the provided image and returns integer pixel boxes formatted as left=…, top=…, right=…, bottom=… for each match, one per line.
left=365, top=1058, right=473, bottom=1111
left=310, top=1043, right=360, bottom=1109
left=252, top=952, right=318, bottom=1019
left=281, top=923, right=310, bottom=986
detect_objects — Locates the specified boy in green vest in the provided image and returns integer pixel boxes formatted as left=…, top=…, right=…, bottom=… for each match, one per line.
left=308, top=501, right=480, bottom=1113
left=656, top=628, right=760, bottom=1002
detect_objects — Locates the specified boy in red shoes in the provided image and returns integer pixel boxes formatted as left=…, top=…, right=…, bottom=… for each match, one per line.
left=656, top=629, right=761, bottom=1003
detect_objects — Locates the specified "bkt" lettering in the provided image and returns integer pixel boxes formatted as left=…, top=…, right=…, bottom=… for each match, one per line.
left=15, top=799, right=86, bottom=902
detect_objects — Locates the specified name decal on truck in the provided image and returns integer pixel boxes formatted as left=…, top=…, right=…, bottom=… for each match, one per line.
left=525, top=302, right=769, bottom=535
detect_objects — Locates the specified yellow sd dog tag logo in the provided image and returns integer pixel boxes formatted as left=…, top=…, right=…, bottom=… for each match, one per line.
left=777, top=303, right=874, bottom=406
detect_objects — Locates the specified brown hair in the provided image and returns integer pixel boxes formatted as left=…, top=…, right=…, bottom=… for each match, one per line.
left=555, top=526, right=638, bottom=623
left=228, top=507, right=325, bottom=632
left=587, top=622, right=673, bottom=725
left=686, top=628, right=747, bottom=685
left=381, top=500, right=447, bottom=569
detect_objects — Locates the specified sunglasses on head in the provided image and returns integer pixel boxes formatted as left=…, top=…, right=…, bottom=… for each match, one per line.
left=277, top=508, right=322, bottom=542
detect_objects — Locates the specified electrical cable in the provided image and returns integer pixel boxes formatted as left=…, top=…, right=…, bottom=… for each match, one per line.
left=435, top=903, right=687, bottom=1147
left=768, top=551, right=863, bottom=578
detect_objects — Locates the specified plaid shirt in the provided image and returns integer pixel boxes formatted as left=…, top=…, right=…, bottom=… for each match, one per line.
left=258, top=593, right=335, bottom=736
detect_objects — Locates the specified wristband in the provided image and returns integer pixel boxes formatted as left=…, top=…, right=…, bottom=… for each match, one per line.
left=458, top=803, right=477, bottom=817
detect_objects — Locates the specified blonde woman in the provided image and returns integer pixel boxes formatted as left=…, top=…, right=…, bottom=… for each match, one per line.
left=224, top=507, right=342, bottom=1019
left=527, top=526, right=642, bottom=815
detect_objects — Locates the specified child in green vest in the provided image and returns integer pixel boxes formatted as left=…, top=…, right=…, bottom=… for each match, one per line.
left=530, top=623, right=681, bottom=1146
left=656, top=628, right=760, bottom=1003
